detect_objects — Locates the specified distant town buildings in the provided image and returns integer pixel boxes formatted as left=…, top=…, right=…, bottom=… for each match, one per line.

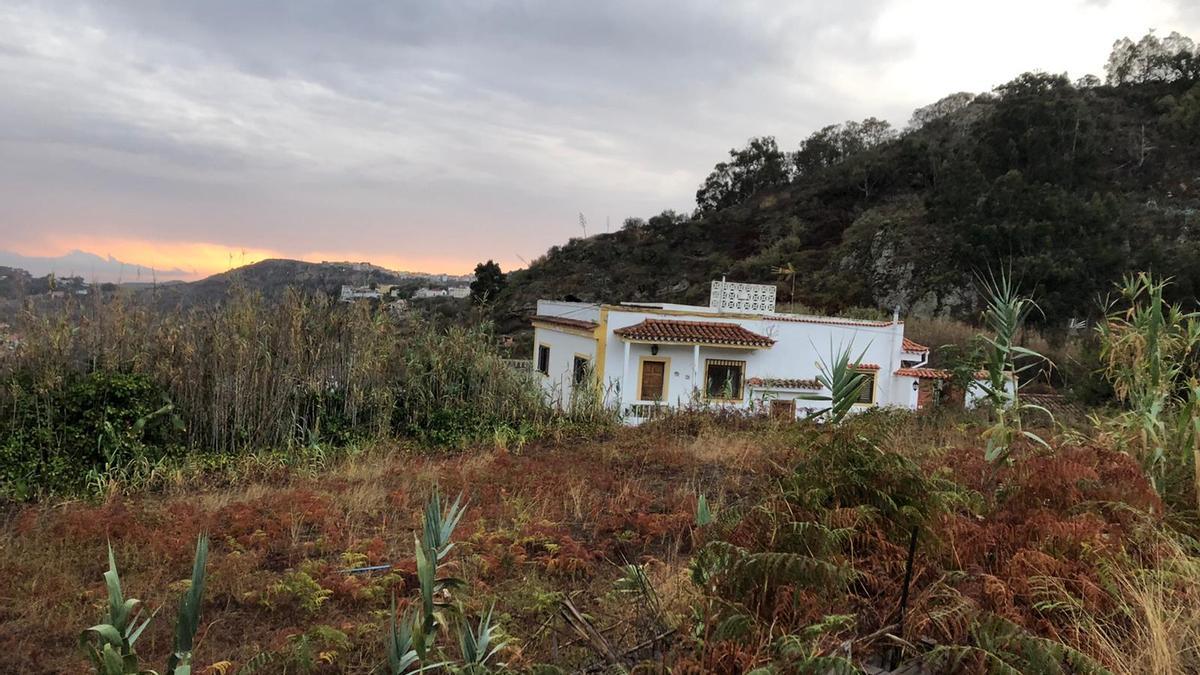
left=339, top=285, right=383, bottom=302
left=412, top=286, right=471, bottom=300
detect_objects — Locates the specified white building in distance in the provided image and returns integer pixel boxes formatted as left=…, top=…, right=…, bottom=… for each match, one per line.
left=530, top=281, right=989, bottom=423
left=413, top=286, right=471, bottom=299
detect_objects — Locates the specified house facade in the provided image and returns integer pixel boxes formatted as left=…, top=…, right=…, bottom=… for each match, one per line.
left=530, top=282, right=970, bottom=423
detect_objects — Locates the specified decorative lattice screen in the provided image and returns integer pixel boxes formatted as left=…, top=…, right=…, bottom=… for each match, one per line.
left=709, top=280, right=776, bottom=313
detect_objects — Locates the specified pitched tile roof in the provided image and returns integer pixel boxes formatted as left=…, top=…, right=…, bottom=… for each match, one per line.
left=854, top=363, right=881, bottom=371
left=895, top=367, right=954, bottom=380
left=613, top=319, right=775, bottom=347
left=768, top=314, right=896, bottom=327
left=902, top=337, right=930, bottom=353
left=532, top=315, right=599, bottom=331
left=747, top=377, right=822, bottom=390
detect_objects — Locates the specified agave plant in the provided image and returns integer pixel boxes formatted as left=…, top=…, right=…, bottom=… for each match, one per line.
left=80, top=535, right=209, bottom=675
left=799, top=343, right=870, bottom=424
left=695, top=493, right=713, bottom=527
left=414, top=488, right=467, bottom=659
left=167, top=534, right=210, bottom=675
left=79, top=544, right=157, bottom=674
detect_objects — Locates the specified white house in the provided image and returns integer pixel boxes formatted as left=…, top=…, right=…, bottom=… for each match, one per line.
left=530, top=281, right=982, bottom=423
left=413, top=286, right=470, bottom=299
left=339, top=285, right=383, bottom=302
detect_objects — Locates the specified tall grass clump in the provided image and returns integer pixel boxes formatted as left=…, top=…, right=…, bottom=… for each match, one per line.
left=976, top=269, right=1053, bottom=464
left=394, top=319, right=554, bottom=447
left=1095, top=273, right=1200, bottom=505
left=0, top=289, right=558, bottom=497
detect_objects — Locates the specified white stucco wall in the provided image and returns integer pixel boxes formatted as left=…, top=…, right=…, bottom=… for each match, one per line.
left=532, top=325, right=597, bottom=409
left=534, top=303, right=930, bottom=421
left=891, top=375, right=921, bottom=409
left=601, top=307, right=911, bottom=418
left=966, top=373, right=1016, bottom=409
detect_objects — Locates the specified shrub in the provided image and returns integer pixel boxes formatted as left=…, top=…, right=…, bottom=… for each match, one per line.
left=0, top=371, right=183, bottom=496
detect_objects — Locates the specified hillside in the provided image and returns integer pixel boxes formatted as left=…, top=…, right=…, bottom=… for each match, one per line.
left=138, top=259, right=465, bottom=308
left=496, top=74, right=1200, bottom=328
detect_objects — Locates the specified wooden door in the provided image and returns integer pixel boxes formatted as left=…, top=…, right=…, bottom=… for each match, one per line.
left=640, top=360, right=665, bottom=401
left=770, top=399, right=796, bottom=420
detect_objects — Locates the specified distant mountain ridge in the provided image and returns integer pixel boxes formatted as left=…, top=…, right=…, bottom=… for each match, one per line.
left=140, top=258, right=471, bottom=308
left=0, top=257, right=472, bottom=314
left=0, top=249, right=191, bottom=282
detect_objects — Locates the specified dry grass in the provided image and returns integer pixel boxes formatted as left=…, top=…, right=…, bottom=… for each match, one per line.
left=0, top=421, right=790, bottom=673
left=3, top=409, right=1199, bottom=672
left=1060, top=535, right=1200, bottom=674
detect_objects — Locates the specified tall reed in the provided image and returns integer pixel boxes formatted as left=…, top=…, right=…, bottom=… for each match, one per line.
left=0, top=288, right=558, bottom=495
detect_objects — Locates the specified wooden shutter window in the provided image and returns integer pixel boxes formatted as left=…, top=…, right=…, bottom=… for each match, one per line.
left=855, top=371, right=876, bottom=404
left=704, top=359, right=745, bottom=400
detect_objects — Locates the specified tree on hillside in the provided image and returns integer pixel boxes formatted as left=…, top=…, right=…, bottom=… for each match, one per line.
left=1106, top=30, right=1200, bottom=85
left=695, top=136, right=793, bottom=214
left=793, top=118, right=897, bottom=176
left=470, top=260, right=506, bottom=304
left=907, top=92, right=977, bottom=130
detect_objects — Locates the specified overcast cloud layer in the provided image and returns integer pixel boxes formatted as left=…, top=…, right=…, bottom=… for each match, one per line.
left=1, top=0, right=1197, bottom=278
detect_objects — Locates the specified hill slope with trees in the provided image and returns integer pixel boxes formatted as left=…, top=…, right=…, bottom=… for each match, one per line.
left=497, top=32, right=1200, bottom=330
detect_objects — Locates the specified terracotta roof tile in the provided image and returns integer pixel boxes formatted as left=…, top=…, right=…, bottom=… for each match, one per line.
left=902, top=337, right=930, bottom=353
left=769, top=315, right=895, bottom=328
left=895, top=367, right=954, bottom=380
left=614, top=319, right=775, bottom=347
left=532, top=315, right=599, bottom=331
left=854, top=363, right=881, bottom=371
left=747, top=377, right=822, bottom=390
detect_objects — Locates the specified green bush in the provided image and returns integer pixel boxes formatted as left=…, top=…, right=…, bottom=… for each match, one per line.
left=0, top=371, right=182, bottom=497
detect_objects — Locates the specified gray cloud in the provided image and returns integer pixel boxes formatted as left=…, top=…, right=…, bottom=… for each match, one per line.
left=0, top=0, right=1192, bottom=272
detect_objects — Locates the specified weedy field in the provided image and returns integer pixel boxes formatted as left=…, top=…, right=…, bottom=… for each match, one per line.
left=4, top=410, right=1200, bottom=673
left=4, top=274, right=1200, bottom=673
left=0, top=414, right=798, bottom=672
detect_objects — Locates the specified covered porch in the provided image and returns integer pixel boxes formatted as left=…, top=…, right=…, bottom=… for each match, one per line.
left=611, top=318, right=775, bottom=421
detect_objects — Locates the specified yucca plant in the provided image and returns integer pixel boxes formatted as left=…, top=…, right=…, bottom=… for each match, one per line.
left=976, top=269, right=1052, bottom=464
left=80, top=535, right=209, bottom=675
left=799, top=343, right=869, bottom=424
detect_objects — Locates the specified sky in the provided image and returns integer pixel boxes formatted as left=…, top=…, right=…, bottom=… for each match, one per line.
left=2, top=1, right=1198, bottom=280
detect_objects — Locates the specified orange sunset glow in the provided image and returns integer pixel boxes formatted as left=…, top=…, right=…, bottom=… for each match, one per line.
left=13, top=237, right=482, bottom=280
